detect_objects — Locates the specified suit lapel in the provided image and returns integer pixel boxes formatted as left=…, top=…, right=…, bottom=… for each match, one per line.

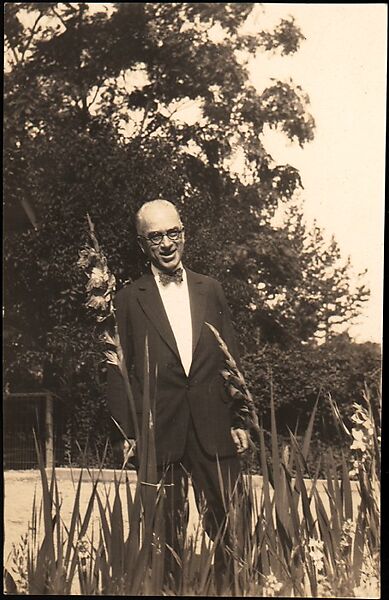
left=186, top=269, right=208, bottom=358
left=135, top=269, right=209, bottom=365
left=135, top=273, right=180, bottom=359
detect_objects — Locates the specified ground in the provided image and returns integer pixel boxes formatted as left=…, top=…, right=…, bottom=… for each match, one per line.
left=4, top=468, right=360, bottom=575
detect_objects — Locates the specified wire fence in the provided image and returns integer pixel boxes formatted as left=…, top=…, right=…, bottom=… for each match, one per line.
left=3, top=392, right=66, bottom=469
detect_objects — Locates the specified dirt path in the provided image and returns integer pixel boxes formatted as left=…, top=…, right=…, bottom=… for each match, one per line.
left=4, top=468, right=201, bottom=567
left=4, top=469, right=360, bottom=571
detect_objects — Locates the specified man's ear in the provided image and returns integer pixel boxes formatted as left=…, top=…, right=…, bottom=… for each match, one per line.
left=137, top=236, right=146, bottom=254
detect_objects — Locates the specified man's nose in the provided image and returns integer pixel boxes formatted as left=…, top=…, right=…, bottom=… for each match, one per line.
left=160, top=234, right=174, bottom=248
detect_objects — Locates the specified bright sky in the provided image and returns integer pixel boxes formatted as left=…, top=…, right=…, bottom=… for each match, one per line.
left=251, top=3, right=386, bottom=343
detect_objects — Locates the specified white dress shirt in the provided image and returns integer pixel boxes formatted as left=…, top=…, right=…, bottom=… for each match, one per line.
left=151, top=263, right=193, bottom=376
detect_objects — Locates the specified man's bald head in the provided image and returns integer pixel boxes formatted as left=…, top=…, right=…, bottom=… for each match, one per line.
left=135, top=199, right=185, bottom=272
left=135, top=199, right=182, bottom=236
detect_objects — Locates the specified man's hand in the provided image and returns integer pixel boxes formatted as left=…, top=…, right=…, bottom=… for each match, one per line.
left=231, top=428, right=249, bottom=454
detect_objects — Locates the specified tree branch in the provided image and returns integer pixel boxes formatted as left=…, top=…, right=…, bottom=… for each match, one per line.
left=87, top=85, right=101, bottom=110
left=50, top=6, right=68, bottom=31
left=21, top=12, right=46, bottom=62
left=5, top=35, right=21, bottom=67
left=137, top=100, right=152, bottom=138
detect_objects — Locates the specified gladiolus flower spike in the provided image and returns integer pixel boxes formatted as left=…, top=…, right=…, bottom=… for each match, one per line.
left=205, top=321, right=260, bottom=440
left=77, top=214, right=138, bottom=442
left=77, top=213, right=117, bottom=324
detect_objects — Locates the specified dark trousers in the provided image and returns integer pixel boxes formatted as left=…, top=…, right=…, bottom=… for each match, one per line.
left=158, top=418, right=241, bottom=594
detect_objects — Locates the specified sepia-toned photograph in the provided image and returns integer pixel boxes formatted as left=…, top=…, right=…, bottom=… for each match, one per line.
left=3, top=3, right=385, bottom=596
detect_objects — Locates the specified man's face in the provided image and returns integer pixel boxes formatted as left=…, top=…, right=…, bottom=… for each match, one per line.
left=138, top=204, right=185, bottom=272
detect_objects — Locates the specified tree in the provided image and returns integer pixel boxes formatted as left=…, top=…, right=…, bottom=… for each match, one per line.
left=247, top=202, right=370, bottom=344
left=241, top=334, right=381, bottom=474
left=4, top=3, right=370, bottom=463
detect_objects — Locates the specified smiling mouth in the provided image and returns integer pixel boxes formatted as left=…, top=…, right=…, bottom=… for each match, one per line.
left=160, top=250, right=176, bottom=259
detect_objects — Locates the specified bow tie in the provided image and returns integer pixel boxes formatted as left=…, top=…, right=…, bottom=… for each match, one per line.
left=159, top=267, right=184, bottom=286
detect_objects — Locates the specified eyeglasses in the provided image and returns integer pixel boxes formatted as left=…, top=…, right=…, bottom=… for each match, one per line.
left=138, top=227, right=184, bottom=246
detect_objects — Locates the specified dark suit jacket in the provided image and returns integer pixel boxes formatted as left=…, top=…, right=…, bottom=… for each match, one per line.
left=106, top=268, right=243, bottom=465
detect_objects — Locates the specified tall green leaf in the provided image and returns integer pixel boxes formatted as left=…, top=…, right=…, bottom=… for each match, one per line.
left=341, top=450, right=353, bottom=521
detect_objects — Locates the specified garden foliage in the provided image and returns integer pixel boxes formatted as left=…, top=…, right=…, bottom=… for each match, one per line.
left=4, top=374, right=380, bottom=596
left=4, top=3, right=377, bottom=465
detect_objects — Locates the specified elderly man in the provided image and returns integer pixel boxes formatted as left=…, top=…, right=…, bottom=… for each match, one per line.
left=107, top=198, right=249, bottom=592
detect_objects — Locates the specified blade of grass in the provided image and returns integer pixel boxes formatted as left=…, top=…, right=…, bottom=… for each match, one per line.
left=95, top=489, right=112, bottom=565
left=66, top=477, right=100, bottom=592
left=150, top=487, right=166, bottom=595
left=52, top=475, right=65, bottom=593
left=269, top=372, right=291, bottom=547
left=111, top=474, right=125, bottom=581
left=313, top=487, right=337, bottom=572
left=126, top=337, right=159, bottom=594
left=258, top=424, right=275, bottom=539
left=288, top=430, right=316, bottom=538
left=64, top=468, right=84, bottom=568
left=31, top=429, right=56, bottom=593
left=301, top=397, right=319, bottom=462
left=352, top=505, right=366, bottom=585
left=341, top=450, right=353, bottom=521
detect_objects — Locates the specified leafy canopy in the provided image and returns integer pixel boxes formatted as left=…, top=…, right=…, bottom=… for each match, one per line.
left=4, top=3, right=370, bottom=460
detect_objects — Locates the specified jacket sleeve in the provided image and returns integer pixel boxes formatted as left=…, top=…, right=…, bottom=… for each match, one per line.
left=106, top=287, right=136, bottom=443
left=214, top=280, right=248, bottom=429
